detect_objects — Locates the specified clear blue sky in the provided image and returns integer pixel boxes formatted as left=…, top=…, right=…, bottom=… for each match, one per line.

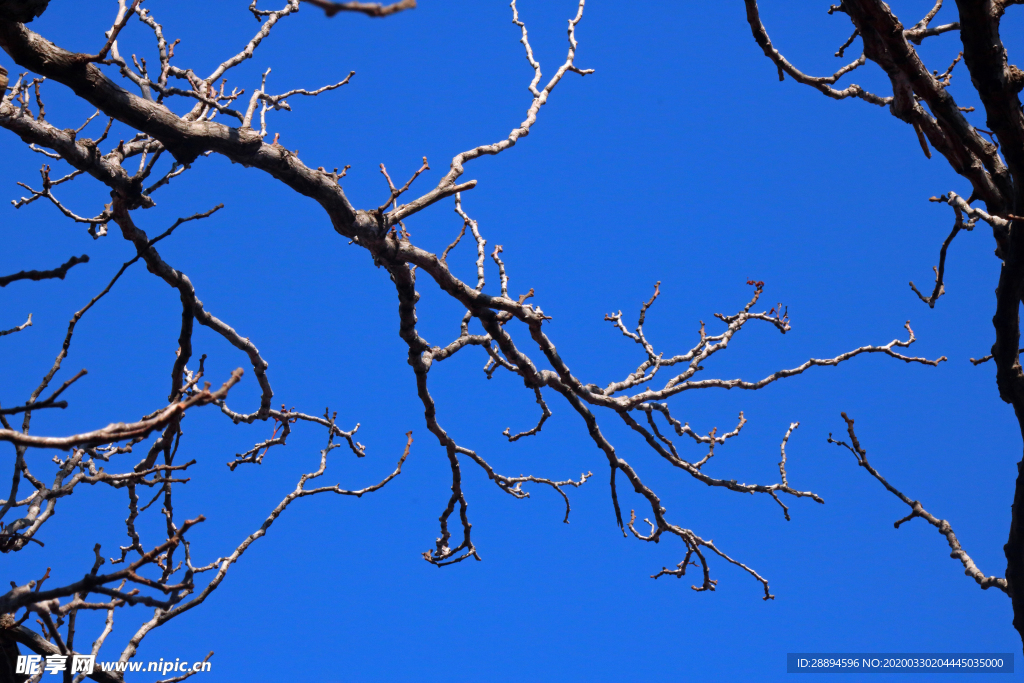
left=3, top=1, right=1020, bottom=680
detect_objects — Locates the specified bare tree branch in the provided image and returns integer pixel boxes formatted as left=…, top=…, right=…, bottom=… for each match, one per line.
left=303, top=0, right=416, bottom=18
left=0, top=313, right=31, bottom=337
left=830, top=413, right=1008, bottom=593
left=0, top=0, right=974, bottom=667
left=0, top=254, right=88, bottom=287
left=0, top=370, right=242, bottom=451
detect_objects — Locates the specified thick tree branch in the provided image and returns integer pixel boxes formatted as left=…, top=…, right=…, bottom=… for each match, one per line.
left=0, top=370, right=242, bottom=450
left=0, top=254, right=88, bottom=287
left=303, top=0, right=416, bottom=17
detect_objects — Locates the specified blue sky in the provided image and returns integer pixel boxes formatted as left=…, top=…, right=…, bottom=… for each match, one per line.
left=2, top=0, right=1021, bottom=680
